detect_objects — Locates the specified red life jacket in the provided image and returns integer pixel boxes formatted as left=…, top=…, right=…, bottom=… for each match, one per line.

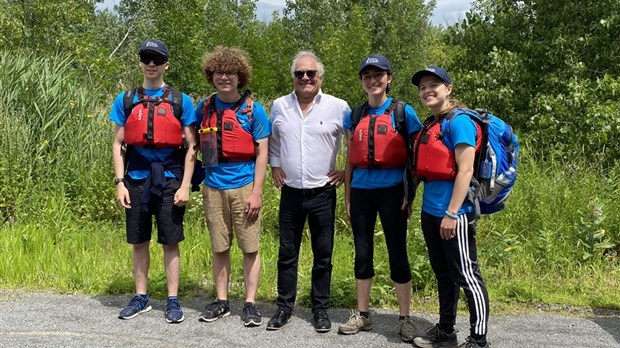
left=123, top=86, right=183, bottom=148
left=200, top=92, right=256, bottom=162
left=413, top=113, right=482, bottom=181
left=348, top=100, right=408, bottom=169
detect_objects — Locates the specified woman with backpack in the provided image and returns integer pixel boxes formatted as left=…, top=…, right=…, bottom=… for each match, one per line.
left=410, top=66, right=490, bottom=348
left=337, top=54, right=422, bottom=343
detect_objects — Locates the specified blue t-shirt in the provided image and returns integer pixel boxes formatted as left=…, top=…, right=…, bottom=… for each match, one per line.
left=421, top=114, right=477, bottom=217
left=343, top=97, right=422, bottom=189
left=195, top=95, right=271, bottom=190
left=109, top=85, right=196, bottom=180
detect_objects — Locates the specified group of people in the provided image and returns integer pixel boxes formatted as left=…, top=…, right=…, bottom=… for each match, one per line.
left=109, top=39, right=490, bottom=348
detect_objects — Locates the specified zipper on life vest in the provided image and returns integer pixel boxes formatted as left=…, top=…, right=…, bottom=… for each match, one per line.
left=145, top=99, right=156, bottom=144
left=368, top=115, right=377, bottom=166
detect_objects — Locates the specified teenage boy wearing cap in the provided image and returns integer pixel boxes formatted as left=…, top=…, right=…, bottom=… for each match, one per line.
left=410, top=66, right=490, bottom=348
left=337, top=54, right=422, bottom=342
left=110, top=39, right=197, bottom=323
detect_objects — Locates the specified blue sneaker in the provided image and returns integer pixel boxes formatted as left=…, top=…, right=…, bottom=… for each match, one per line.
left=119, top=294, right=152, bottom=319
left=165, top=298, right=185, bottom=323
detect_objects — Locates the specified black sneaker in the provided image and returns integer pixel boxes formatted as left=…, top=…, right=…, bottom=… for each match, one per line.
left=312, top=309, right=331, bottom=333
left=242, top=302, right=262, bottom=327
left=266, top=309, right=292, bottom=330
left=459, top=336, right=489, bottom=348
left=199, top=299, right=230, bottom=322
left=413, top=324, right=458, bottom=348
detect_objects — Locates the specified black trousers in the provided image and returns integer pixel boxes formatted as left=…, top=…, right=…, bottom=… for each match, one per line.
left=350, top=183, right=411, bottom=284
left=421, top=211, right=490, bottom=336
left=276, top=184, right=336, bottom=313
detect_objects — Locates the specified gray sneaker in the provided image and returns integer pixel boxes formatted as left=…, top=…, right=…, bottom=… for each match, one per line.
left=337, top=310, right=373, bottom=335
left=398, top=317, right=421, bottom=342
left=413, top=324, right=458, bottom=348
left=199, top=299, right=230, bottom=322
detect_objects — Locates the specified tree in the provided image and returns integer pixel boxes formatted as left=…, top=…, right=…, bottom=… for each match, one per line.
left=446, top=0, right=620, bottom=163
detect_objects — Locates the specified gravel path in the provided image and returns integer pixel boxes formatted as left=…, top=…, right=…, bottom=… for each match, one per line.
left=0, top=291, right=619, bottom=347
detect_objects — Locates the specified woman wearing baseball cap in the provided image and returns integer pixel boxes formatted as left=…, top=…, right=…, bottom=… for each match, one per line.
left=338, top=55, right=422, bottom=342
left=410, top=67, right=490, bottom=348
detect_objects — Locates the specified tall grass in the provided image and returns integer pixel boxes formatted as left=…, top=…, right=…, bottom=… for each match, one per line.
left=1, top=52, right=619, bottom=312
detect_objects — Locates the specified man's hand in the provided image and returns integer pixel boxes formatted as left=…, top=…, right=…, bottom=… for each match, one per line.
left=245, top=192, right=262, bottom=221
left=116, top=184, right=131, bottom=209
left=327, top=170, right=345, bottom=188
left=173, top=186, right=190, bottom=206
left=271, top=167, right=286, bottom=188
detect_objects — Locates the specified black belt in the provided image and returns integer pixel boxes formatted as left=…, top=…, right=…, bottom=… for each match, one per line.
left=283, top=184, right=333, bottom=196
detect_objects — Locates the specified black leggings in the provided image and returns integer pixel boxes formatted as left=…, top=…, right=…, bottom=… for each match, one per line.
left=421, top=211, right=489, bottom=336
left=350, top=183, right=411, bottom=284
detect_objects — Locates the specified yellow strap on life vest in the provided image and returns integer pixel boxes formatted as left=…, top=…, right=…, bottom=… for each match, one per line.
left=198, top=127, right=218, bottom=134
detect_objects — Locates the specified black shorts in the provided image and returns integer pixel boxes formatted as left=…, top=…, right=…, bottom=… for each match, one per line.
left=125, top=177, right=185, bottom=245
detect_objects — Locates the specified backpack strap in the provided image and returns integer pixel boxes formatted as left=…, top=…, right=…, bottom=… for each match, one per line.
left=169, top=87, right=183, bottom=121
left=350, top=103, right=369, bottom=131
left=122, top=88, right=136, bottom=118
left=394, top=101, right=407, bottom=140
left=391, top=101, right=417, bottom=206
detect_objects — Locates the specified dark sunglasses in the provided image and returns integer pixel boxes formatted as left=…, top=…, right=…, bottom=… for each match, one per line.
left=140, top=54, right=167, bottom=66
left=293, top=70, right=318, bottom=79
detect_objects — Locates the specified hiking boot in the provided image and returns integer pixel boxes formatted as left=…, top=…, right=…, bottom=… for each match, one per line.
left=165, top=298, right=185, bottom=323
left=337, top=310, right=373, bottom=335
left=242, top=302, right=262, bottom=327
left=312, top=309, right=331, bottom=333
left=413, top=324, right=458, bottom=348
left=199, top=299, right=230, bottom=322
left=459, top=336, right=490, bottom=348
left=118, top=294, right=152, bottom=319
left=266, top=309, right=292, bottom=330
left=398, top=317, right=421, bottom=342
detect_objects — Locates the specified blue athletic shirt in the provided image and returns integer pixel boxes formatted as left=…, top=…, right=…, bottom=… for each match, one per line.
left=195, top=95, right=271, bottom=190
left=343, top=97, right=422, bottom=189
left=421, top=114, right=477, bottom=217
left=109, top=85, right=196, bottom=180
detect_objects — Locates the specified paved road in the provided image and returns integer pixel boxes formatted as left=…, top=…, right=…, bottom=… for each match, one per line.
left=0, top=291, right=619, bottom=347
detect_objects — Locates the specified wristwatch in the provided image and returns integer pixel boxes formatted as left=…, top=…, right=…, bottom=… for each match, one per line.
left=114, top=178, right=126, bottom=185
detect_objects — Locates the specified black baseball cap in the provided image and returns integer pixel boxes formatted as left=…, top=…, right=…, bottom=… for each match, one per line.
left=139, top=39, right=169, bottom=58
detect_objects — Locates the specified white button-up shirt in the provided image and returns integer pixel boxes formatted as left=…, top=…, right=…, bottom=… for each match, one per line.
left=269, top=90, right=350, bottom=189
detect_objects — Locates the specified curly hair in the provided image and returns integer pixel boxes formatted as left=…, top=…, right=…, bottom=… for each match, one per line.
left=201, top=46, right=252, bottom=89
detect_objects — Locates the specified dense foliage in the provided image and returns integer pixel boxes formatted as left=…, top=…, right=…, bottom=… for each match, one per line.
left=446, top=0, right=620, bottom=164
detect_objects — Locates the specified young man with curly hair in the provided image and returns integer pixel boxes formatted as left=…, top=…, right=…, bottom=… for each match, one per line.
left=195, top=46, right=271, bottom=327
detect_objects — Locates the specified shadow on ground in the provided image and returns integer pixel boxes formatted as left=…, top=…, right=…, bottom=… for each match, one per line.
left=591, top=308, right=620, bottom=345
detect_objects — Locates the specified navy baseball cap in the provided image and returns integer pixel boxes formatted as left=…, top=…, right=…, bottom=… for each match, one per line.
left=359, top=55, right=391, bottom=75
left=139, top=39, right=169, bottom=58
left=411, top=66, right=452, bottom=86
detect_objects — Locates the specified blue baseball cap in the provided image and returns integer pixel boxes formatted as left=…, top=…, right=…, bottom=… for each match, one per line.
left=359, top=54, right=391, bottom=75
left=139, top=39, right=169, bottom=58
left=411, top=66, right=452, bottom=86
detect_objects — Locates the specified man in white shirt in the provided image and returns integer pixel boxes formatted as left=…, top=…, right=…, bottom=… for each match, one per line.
left=266, top=51, right=350, bottom=333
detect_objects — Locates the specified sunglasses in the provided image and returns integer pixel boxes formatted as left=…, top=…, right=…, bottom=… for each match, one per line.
left=293, top=70, right=318, bottom=79
left=139, top=54, right=167, bottom=66
left=361, top=71, right=387, bottom=81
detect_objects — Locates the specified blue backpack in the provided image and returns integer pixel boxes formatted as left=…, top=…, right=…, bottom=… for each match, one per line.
left=447, top=108, right=519, bottom=215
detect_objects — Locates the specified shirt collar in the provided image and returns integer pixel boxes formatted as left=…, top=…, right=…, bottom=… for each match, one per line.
left=291, top=89, right=323, bottom=103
